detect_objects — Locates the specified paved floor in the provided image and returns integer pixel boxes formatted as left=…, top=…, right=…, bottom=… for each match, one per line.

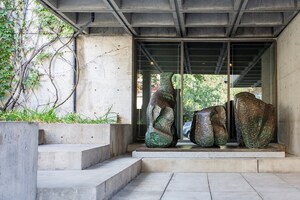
left=112, top=173, right=300, bottom=200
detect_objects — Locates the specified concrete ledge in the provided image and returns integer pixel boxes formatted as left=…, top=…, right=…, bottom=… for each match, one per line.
left=142, top=158, right=258, bottom=173
left=133, top=151, right=285, bottom=158
left=38, top=144, right=110, bottom=170
left=258, top=157, right=300, bottom=173
left=37, top=156, right=141, bottom=200
left=0, top=122, right=38, bottom=200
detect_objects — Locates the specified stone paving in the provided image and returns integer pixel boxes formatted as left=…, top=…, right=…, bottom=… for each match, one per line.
left=112, top=173, right=300, bottom=200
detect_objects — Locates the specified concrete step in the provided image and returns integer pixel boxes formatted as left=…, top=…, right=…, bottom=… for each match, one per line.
left=37, top=156, right=141, bottom=200
left=39, top=124, right=133, bottom=157
left=38, top=144, right=110, bottom=170
left=141, top=155, right=300, bottom=173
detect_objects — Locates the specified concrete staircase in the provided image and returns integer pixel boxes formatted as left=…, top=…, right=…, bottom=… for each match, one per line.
left=37, top=156, right=141, bottom=200
left=38, top=144, right=110, bottom=170
left=37, top=124, right=141, bottom=200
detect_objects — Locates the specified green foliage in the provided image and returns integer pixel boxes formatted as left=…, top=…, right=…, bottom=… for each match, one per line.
left=0, top=0, right=75, bottom=111
left=33, top=2, right=73, bottom=37
left=0, top=2, right=15, bottom=100
left=150, top=73, right=227, bottom=122
left=23, top=69, right=40, bottom=89
left=0, top=108, right=117, bottom=124
left=182, top=74, right=227, bottom=122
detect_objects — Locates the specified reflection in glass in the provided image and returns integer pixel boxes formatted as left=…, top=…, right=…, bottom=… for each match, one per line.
left=136, top=43, right=181, bottom=140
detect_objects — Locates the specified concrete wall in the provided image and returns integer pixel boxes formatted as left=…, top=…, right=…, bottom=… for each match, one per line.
left=22, top=39, right=75, bottom=115
left=0, top=122, right=38, bottom=200
left=23, top=35, right=134, bottom=124
left=261, top=45, right=274, bottom=104
left=277, top=13, right=300, bottom=156
left=39, top=123, right=133, bottom=157
left=76, top=35, right=133, bottom=124
left=110, top=124, right=133, bottom=157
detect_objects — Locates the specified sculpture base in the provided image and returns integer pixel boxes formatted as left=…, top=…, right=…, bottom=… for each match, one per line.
left=132, top=143, right=285, bottom=158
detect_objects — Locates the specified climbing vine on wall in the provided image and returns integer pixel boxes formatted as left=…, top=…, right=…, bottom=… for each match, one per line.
left=0, top=0, right=78, bottom=111
left=0, top=1, right=15, bottom=101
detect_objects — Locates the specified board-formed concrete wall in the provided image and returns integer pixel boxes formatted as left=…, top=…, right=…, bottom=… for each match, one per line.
left=0, top=122, right=38, bottom=200
left=76, top=35, right=133, bottom=124
left=277, top=13, right=300, bottom=156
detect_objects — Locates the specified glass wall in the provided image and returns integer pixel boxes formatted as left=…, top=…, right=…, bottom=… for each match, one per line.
left=135, top=41, right=276, bottom=142
left=229, top=42, right=275, bottom=141
left=230, top=42, right=275, bottom=103
left=183, top=42, right=228, bottom=139
left=136, top=42, right=181, bottom=140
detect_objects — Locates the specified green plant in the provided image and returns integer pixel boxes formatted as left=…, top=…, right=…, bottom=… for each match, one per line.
left=0, top=107, right=118, bottom=124
left=0, top=0, right=76, bottom=111
left=0, top=1, right=15, bottom=101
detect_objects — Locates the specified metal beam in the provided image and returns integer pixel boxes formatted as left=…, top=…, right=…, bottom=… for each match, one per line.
left=39, top=0, right=85, bottom=33
left=226, top=0, right=243, bottom=36
left=175, top=0, right=186, bottom=36
left=184, top=43, right=192, bottom=74
left=230, top=0, right=249, bottom=36
left=274, top=10, right=300, bottom=36
left=169, top=0, right=182, bottom=37
left=103, top=0, right=137, bottom=35
left=139, top=43, right=163, bottom=73
left=215, top=43, right=228, bottom=74
left=233, top=44, right=270, bottom=87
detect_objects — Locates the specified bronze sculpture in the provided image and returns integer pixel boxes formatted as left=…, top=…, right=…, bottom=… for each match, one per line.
left=234, top=92, right=275, bottom=148
left=190, top=106, right=228, bottom=148
left=145, top=73, right=178, bottom=148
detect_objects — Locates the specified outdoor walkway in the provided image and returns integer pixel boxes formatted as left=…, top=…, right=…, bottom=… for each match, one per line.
left=112, top=172, right=300, bottom=200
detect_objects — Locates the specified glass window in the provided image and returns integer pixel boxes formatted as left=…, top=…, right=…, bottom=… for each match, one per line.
left=136, top=42, right=181, bottom=140
left=135, top=41, right=276, bottom=142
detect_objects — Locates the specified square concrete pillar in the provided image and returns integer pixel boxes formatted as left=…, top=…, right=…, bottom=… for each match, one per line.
left=0, top=122, right=38, bottom=200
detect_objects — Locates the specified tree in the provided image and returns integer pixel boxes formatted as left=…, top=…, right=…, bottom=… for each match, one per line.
left=182, top=74, right=227, bottom=121
left=0, top=0, right=78, bottom=111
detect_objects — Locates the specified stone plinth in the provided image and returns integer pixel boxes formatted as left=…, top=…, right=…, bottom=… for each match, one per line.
left=133, top=144, right=285, bottom=158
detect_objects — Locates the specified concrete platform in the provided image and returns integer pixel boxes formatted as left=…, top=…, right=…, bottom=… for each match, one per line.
left=37, top=156, right=141, bottom=200
left=140, top=155, right=300, bottom=173
left=38, top=144, right=110, bottom=170
left=132, top=144, right=285, bottom=158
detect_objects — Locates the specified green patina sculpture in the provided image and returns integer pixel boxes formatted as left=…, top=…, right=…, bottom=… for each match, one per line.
left=145, top=72, right=178, bottom=148
left=234, top=92, right=275, bottom=148
left=190, top=106, right=228, bottom=148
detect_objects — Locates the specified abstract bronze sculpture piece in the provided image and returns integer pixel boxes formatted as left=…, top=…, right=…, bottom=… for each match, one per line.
left=234, top=92, right=275, bottom=148
left=190, top=106, right=228, bottom=148
left=145, top=73, right=178, bottom=148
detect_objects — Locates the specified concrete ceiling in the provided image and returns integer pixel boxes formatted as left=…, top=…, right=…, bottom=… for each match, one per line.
left=39, top=0, right=300, bottom=38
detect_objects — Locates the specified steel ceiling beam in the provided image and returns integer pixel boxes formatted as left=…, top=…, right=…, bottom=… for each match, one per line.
left=103, top=0, right=137, bottom=35
left=226, top=0, right=243, bottom=36
left=230, top=0, right=249, bottom=36
left=215, top=43, right=228, bottom=74
left=139, top=43, right=163, bottom=73
left=175, top=0, right=186, bottom=36
left=38, top=0, right=86, bottom=33
left=233, top=44, right=270, bottom=87
left=184, top=43, right=192, bottom=74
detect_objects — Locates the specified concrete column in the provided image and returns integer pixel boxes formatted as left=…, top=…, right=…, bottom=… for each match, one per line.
left=261, top=45, right=274, bottom=104
left=277, top=13, right=300, bottom=156
left=0, top=122, right=38, bottom=200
